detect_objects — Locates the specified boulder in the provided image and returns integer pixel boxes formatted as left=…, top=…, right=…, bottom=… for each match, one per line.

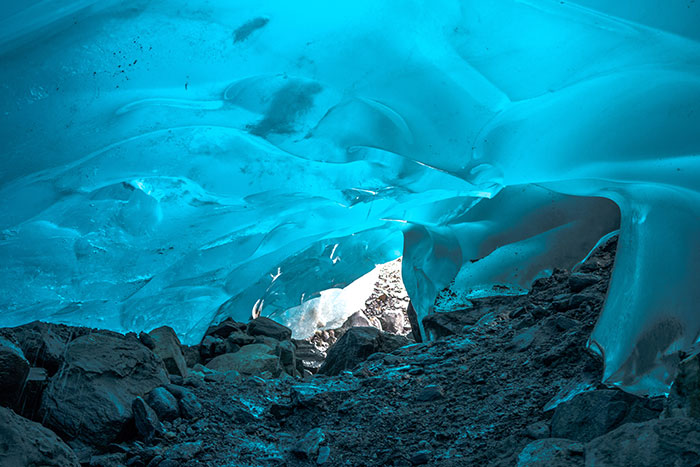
left=132, top=397, right=160, bottom=442
left=664, top=354, right=700, bottom=418
left=585, top=418, right=700, bottom=466
left=0, top=336, right=30, bottom=408
left=205, top=344, right=281, bottom=376
left=7, top=321, right=91, bottom=375
left=40, top=333, right=169, bottom=448
left=146, top=387, right=179, bottom=421
left=199, top=335, right=228, bottom=361
left=247, top=317, right=292, bottom=341
left=318, top=327, right=410, bottom=376
left=550, top=389, right=661, bottom=442
left=148, top=326, right=188, bottom=377
left=205, top=319, right=246, bottom=339
left=226, top=331, right=255, bottom=347
left=164, top=384, right=203, bottom=419
left=0, top=406, right=80, bottom=466
left=516, top=438, right=583, bottom=467
left=292, top=428, right=325, bottom=459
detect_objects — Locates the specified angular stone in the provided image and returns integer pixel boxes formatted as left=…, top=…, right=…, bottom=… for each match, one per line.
left=416, top=385, right=445, bottom=402
left=247, top=317, right=292, bottom=341
left=567, top=273, right=600, bottom=293
left=0, top=336, right=30, bottom=408
left=146, top=387, right=179, bottom=421
left=318, top=327, right=409, bottom=376
left=0, top=406, right=80, bottom=467
left=205, top=319, right=246, bottom=339
left=148, top=326, right=188, bottom=377
left=585, top=418, right=700, bottom=467
left=292, top=427, right=325, bottom=459
left=227, top=331, right=255, bottom=347
left=164, top=384, right=203, bottom=419
left=132, top=396, right=160, bottom=442
left=550, top=389, right=661, bottom=442
left=39, top=333, right=169, bottom=447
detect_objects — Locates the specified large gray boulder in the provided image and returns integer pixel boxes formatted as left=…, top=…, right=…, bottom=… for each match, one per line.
left=148, top=326, right=188, bottom=377
left=0, top=336, right=30, bottom=408
left=585, top=418, right=700, bottom=467
left=550, top=389, right=661, bottom=442
left=0, top=406, right=79, bottom=466
left=40, top=333, right=169, bottom=448
left=206, top=343, right=281, bottom=376
left=318, top=327, right=409, bottom=376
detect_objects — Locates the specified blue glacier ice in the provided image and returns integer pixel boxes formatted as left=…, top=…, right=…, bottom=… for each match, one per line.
left=0, top=0, right=698, bottom=396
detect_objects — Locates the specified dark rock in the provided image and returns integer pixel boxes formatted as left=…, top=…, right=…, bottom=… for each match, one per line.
left=205, top=318, right=246, bottom=339
left=227, top=331, right=255, bottom=347
left=0, top=405, right=80, bottom=466
left=39, top=333, right=169, bottom=448
left=568, top=292, right=601, bottom=309
left=318, top=327, right=409, bottom=376
left=7, top=321, right=91, bottom=375
left=552, top=316, right=579, bottom=331
left=132, top=397, right=160, bottom=442
left=138, top=332, right=156, bottom=350
left=516, top=438, right=584, bottom=467
left=0, top=336, right=30, bottom=408
left=341, top=310, right=375, bottom=329
left=416, top=385, right=445, bottom=402
left=406, top=301, right=423, bottom=342
left=664, top=353, right=700, bottom=418
left=164, top=384, right=203, bottom=419
left=410, top=450, right=432, bottom=465
left=247, top=317, right=292, bottom=341
left=586, top=418, right=700, bottom=467
left=422, top=308, right=485, bottom=339
left=148, top=326, right=188, bottom=377
left=550, top=389, right=661, bottom=442
left=292, top=427, right=325, bottom=459
left=181, top=345, right=200, bottom=368
left=199, top=335, right=227, bottom=361
left=567, top=273, right=600, bottom=293
left=146, top=387, right=179, bottom=422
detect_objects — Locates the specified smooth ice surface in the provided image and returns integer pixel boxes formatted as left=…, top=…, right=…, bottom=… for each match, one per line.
left=0, top=0, right=698, bottom=395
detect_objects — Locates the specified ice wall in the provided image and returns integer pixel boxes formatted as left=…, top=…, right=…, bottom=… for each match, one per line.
left=0, top=0, right=698, bottom=395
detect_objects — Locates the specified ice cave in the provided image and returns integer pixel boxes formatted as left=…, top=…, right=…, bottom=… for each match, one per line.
left=0, top=1, right=699, bottom=465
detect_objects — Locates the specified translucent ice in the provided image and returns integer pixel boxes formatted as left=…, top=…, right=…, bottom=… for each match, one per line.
left=0, top=0, right=698, bottom=395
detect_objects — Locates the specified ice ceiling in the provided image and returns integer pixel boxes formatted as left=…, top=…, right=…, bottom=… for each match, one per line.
left=1, top=0, right=698, bottom=395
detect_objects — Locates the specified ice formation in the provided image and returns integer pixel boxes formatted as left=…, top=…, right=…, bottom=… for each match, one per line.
left=0, top=0, right=698, bottom=395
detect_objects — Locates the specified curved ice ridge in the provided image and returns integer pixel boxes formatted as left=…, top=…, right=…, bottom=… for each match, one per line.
left=0, top=0, right=698, bottom=395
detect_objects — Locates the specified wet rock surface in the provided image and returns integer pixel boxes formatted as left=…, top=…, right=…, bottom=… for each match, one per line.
left=1, top=237, right=699, bottom=466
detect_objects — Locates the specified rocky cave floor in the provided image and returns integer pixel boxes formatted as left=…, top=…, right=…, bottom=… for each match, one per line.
left=2, top=236, right=700, bottom=467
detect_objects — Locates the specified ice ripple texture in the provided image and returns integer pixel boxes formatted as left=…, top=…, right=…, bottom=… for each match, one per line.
left=0, top=0, right=698, bottom=395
